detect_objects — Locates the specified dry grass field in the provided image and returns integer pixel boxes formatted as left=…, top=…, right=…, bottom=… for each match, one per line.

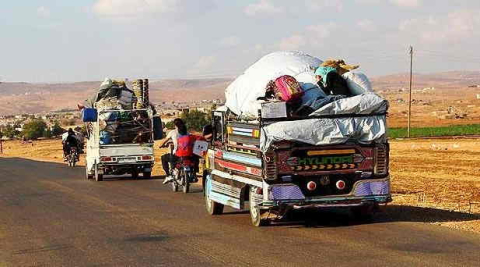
left=2, top=137, right=480, bottom=233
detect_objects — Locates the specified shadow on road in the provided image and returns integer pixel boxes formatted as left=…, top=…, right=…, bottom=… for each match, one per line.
left=274, top=205, right=480, bottom=228
left=379, top=205, right=480, bottom=224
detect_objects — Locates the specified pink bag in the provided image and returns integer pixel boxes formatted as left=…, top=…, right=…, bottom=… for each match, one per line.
left=274, top=75, right=303, bottom=102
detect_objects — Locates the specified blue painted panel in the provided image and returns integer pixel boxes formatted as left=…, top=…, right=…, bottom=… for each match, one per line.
left=223, top=151, right=262, bottom=167
left=210, top=191, right=241, bottom=209
left=206, top=174, right=241, bottom=209
left=232, top=131, right=252, bottom=137
left=232, top=127, right=253, bottom=133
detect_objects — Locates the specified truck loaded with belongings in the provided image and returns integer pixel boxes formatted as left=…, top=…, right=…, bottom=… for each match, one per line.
left=83, top=78, right=162, bottom=181
left=203, top=51, right=391, bottom=226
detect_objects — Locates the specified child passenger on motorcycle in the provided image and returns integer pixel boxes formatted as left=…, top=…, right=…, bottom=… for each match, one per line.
left=160, top=119, right=203, bottom=184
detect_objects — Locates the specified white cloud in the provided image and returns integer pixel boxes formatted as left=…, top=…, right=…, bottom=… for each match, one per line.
left=397, top=9, right=480, bottom=44
left=277, top=22, right=337, bottom=50
left=355, top=0, right=381, bottom=4
left=37, top=6, right=51, bottom=18
left=193, top=56, right=217, bottom=70
left=278, top=35, right=307, bottom=50
left=390, top=0, right=421, bottom=8
left=305, top=0, right=343, bottom=12
left=219, top=36, right=241, bottom=47
left=357, top=19, right=377, bottom=31
left=306, top=23, right=337, bottom=39
left=92, top=0, right=213, bottom=20
left=245, top=0, right=285, bottom=17
left=93, top=0, right=177, bottom=18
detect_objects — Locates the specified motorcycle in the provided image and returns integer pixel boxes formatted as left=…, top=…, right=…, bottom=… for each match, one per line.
left=67, top=146, right=79, bottom=167
left=162, top=141, right=198, bottom=193
left=171, top=156, right=197, bottom=193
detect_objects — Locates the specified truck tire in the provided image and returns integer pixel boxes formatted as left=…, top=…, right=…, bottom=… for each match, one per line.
left=249, top=187, right=269, bottom=227
left=131, top=170, right=139, bottom=179
left=205, top=192, right=224, bottom=215
left=143, top=172, right=151, bottom=179
left=85, top=166, right=93, bottom=180
left=94, top=164, right=103, bottom=182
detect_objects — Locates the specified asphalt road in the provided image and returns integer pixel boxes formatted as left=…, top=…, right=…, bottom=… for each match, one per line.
left=1, top=158, right=480, bottom=267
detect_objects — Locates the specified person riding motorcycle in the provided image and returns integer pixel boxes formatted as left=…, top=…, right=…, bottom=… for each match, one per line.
left=160, top=119, right=203, bottom=184
left=62, top=128, right=79, bottom=161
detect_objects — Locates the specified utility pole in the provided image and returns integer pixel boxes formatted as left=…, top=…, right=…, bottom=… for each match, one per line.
left=408, top=46, right=413, bottom=138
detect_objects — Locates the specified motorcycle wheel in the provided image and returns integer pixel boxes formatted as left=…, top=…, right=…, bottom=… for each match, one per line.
left=183, top=170, right=190, bottom=194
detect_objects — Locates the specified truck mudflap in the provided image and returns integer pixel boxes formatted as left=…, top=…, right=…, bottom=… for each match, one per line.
left=259, top=177, right=391, bottom=208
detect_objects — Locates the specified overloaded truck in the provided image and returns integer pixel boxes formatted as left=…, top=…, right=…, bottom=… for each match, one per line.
left=203, top=52, right=391, bottom=226
left=83, top=79, right=162, bottom=181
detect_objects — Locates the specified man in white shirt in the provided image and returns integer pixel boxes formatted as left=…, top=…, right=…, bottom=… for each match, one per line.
left=159, top=119, right=184, bottom=184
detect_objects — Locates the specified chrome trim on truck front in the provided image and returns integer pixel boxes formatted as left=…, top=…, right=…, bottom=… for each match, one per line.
left=261, top=177, right=391, bottom=207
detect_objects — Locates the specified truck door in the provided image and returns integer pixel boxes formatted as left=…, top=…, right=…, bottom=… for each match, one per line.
left=212, top=111, right=226, bottom=144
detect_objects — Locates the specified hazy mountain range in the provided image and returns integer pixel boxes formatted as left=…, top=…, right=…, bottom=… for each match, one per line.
left=1, top=71, right=479, bottom=116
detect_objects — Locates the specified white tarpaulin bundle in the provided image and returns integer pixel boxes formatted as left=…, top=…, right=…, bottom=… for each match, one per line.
left=260, top=115, right=387, bottom=152
left=225, top=51, right=322, bottom=118
left=260, top=93, right=388, bottom=151
left=223, top=51, right=389, bottom=151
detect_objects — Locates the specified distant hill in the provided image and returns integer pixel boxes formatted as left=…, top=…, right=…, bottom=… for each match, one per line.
left=1, top=71, right=479, bottom=116
left=0, top=78, right=232, bottom=116
left=371, top=71, right=480, bottom=90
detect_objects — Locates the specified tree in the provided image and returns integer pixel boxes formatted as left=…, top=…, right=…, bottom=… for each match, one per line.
left=51, top=121, right=65, bottom=136
left=165, top=121, right=175, bottom=130
left=43, top=128, right=53, bottom=138
left=181, top=110, right=209, bottom=132
left=3, top=125, right=19, bottom=138
left=22, top=119, right=47, bottom=140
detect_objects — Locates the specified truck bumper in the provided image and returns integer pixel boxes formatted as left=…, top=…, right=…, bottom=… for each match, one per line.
left=260, top=195, right=391, bottom=209
left=259, top=177, right=392, bottom=209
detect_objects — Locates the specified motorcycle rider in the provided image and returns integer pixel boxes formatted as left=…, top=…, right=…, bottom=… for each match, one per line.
left=62, top=128, right=78, bottom=161
left=160, top=119, right=203, bottom=184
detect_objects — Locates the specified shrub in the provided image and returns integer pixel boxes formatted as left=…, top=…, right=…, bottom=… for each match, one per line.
left=23, top=119, right=47, bottom=140
left=181, top=110, right=209, bottom=132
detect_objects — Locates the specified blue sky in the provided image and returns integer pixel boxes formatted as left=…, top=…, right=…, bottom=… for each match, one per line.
left=1, top=0, right=480, bottom=82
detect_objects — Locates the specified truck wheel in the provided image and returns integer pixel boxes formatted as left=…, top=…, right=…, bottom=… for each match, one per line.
left=205, top=191, right=224, bottom=215
left=143, top=172, right=151, bottom=179
left=249, top=187, right=269, bottom=227
left=85, top=166, right=93, bottom=180
left=95, top=165, right=103, bottom=182
left=131, top=170, right=139, bottom=179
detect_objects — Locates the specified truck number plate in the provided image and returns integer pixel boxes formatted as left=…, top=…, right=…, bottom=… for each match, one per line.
left=119, top=158, right=136, bottom=163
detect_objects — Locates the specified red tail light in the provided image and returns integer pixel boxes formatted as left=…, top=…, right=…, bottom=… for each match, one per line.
left=100, top=156, right=113, bottom=162
left=141, top=155, right=153, bottom=161
left=357, top=147, right=374, bottom=170
left=336, top=180, right=346, bottom=190
left=307, top=181, right=317, bottom=191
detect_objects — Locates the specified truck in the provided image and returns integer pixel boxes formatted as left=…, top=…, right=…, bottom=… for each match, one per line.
left=203, top=104, right=391, bottom=227
left=84, top=108, right=159, bottom=181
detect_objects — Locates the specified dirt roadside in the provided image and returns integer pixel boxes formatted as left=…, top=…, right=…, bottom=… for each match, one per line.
left=1, top=138, right=480, bottom=233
